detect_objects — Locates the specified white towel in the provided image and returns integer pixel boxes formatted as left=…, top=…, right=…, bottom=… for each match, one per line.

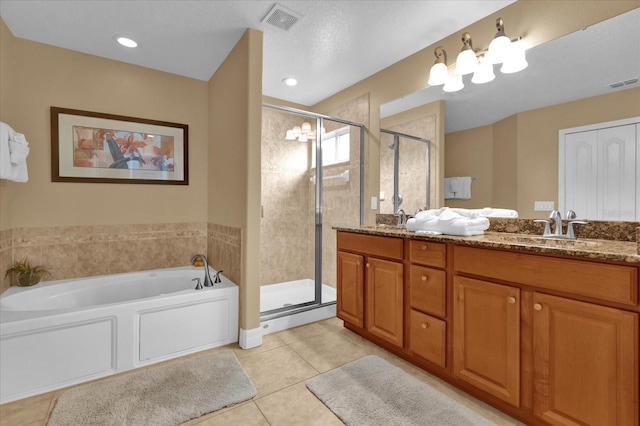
left=444, top=177, right=473, bottom=199
left=450, top=207, right=518, bottom=218
left=406, top=207, right=489, bottom=236
left=0, top=122, right=30, bottom=182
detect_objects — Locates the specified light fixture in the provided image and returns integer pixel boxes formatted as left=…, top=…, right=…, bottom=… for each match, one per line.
left=428, top=17, right=527, bottom=93
left=471, top=54, right=495, bottom=84
left=116, top=36, right=138, bottom=48
left=282, top=77, right=297, bottom=86
left=284, top=122, right=322, bottom=142
left=454, top=33, right=477, bottom=75
left=487, top=18, right=511, bottom=64
left=443, top=74, right=464, bottom=92
left=500, top=39, right=528, bottom=74
left=427, top=46, right=448, bottom=86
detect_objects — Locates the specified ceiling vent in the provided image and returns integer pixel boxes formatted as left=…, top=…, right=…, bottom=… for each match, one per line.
left=608, top=77, right=639, bottom=89
left=261, top=3, right=302, bottom=31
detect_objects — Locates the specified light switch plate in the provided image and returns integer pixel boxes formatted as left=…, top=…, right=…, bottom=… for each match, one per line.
left=371, top=197, right=378, bottom=210
left=534, top=201, right=555, bottom=211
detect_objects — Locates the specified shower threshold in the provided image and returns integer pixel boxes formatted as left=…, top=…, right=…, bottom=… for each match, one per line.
left=259, top=279, right=336, bottom=335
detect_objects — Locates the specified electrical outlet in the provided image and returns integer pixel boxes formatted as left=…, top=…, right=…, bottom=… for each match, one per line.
left=371, top=197, right=378, bottom=210
left=534, top=201, right=555, bottom=211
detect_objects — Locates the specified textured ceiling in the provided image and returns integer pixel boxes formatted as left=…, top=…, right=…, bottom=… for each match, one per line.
left=0, top=0, right=515, bottom=106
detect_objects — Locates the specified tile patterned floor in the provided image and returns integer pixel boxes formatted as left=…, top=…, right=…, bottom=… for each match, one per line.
left=0, top=317, right=524, bottom=425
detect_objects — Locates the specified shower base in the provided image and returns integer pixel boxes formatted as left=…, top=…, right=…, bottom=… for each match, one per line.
left=259, top=279, right=336, bottom=335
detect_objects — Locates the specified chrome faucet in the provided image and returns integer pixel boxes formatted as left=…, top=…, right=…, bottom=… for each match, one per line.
left=395, top=209, right=407, bottom=227
left=549, top=210, right=564, bottom=237
left=190, top=254, right=214, bottom=287
left=534, top=210, right=588, bottom=239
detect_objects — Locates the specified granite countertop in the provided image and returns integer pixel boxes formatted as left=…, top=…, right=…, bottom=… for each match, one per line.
left=334, top=225, right=640, bottom=264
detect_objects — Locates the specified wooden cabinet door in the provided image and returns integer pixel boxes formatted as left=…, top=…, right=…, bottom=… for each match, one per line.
left=336, top=251, right=364, bottom=327
left=453, top=276, right=520, bottom=407
left=409, top=309, right=446, bottom=368
left=533, top=293, right=638, bottom=426
left=366, top=257, right=404, bottom=347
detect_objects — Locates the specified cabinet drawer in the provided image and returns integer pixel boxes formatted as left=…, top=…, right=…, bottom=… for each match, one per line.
left=410, top=265, right=446, bottom=318
left=337, top=231, right=403, bottom=261
left=409, top=240, right=446, bottom=268
left=454, top=245, right=639, bottom=305
left=408, top=310, right=446, bottom=368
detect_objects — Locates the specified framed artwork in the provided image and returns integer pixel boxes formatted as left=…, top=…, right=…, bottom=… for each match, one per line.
left=51, top=107, right=188, bottom=184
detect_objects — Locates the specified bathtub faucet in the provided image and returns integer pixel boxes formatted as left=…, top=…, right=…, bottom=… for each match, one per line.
left=190, top=254, right=214, bottom=287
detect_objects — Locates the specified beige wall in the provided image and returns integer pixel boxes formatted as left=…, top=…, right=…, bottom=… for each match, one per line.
left=444, top=124, right=493, bottom=209
left=208, top=29, right=263, bottom=331
left=445, top=87, right=640, bottom=218
left=0, top=20, right=263, bottom=332
left=0, top=21, right=209, bottom=229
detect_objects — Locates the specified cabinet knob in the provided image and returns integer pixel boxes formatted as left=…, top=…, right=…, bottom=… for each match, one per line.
left=421, top=323, right=429, bottom=329
left=421, top=245, right=428, bottom=250
left=533, top=303, right=542, bottom=311
left=366, top=263, right=370, bottom=268
left=356, top=261, right=361, bottom=266
left=421, top=275, right=428, bottom=281
left=507, top=296, right=516, bottom=304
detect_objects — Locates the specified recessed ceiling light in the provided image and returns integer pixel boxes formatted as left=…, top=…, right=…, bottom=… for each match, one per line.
left=282, top=77, right=297, bottom=87
left=116, top=37, right=138, bottom=48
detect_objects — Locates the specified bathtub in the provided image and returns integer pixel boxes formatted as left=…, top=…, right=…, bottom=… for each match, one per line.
left=0, top=266, right=238, bottom=404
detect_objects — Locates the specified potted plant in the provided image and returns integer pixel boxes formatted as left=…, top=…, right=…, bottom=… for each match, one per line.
left=5, top=259, right=50, bottom=287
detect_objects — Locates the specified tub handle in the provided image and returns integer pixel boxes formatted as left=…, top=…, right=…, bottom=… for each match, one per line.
left=192, top=278, right=203, bottom=290
left=214, top=271, right=224, bottom=284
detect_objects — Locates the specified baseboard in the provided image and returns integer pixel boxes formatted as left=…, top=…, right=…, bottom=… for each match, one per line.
left=239, top=327, right=262, bottom=349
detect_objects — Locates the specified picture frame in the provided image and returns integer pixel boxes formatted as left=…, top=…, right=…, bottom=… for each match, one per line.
left=51, top=107, right=188, bottom=185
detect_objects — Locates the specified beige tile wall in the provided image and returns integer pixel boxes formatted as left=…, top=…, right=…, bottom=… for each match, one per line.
left=0, top=223, right=209, bottom=294
left=260, top=96, right=368, bottom=290
left=380, top=114, right=436, bottom=214
left=260, top=108, right=314, bottom=286
left=207, top=223, right=241, bottom=287
left=320, top=94, right=369, bottom=289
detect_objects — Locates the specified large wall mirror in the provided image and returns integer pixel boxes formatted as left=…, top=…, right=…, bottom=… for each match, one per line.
left=380, top=8, right=640, bottom=221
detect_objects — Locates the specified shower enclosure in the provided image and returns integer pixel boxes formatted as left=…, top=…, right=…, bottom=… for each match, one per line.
left=379, top=129, right=431, bottom=215
left=259, top=104, right=364, bottom=334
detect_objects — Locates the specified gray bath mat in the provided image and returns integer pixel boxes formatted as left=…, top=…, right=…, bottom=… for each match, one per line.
left=306, top=355, right=497, bottom=426
left=48, top=350, right=256, bottom=426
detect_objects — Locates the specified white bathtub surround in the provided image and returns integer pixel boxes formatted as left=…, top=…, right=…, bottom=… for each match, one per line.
left=259, top=279, right=337, bottom=335
left=0, top=266, right=239, bottom=404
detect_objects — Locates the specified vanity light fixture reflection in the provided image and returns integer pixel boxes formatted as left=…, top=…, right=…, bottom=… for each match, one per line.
left=284, top=122, right=324, bottom=142
left=428, top=17, right=527, bottom=93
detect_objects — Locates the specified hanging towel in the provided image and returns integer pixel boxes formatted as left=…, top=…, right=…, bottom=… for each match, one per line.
left=444, top=176, right=473, bottom=199
left=0, top=122, right=30, bottom=182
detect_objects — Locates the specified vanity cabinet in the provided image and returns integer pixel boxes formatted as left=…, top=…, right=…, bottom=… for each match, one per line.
left=453, top=276, right=520, bottom=407
left=532, top=292, right=638, bottom=426
left=336, top=251, right=364, bottom=327
left=453, top=245, right=638, bottom=426
left=407, top=240, right=447, bottom=367
left=336, top=231, right=404, bottom=348
left=336, top=230, right=639, bottom=426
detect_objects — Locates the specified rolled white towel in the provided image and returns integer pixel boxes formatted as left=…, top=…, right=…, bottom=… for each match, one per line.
left=407, top=208, right=489, bottom=236
left=479, top=207, right=518, bottom=218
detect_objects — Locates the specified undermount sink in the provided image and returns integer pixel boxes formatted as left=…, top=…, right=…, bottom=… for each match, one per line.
left=489, top=233, right=603, bottom=249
